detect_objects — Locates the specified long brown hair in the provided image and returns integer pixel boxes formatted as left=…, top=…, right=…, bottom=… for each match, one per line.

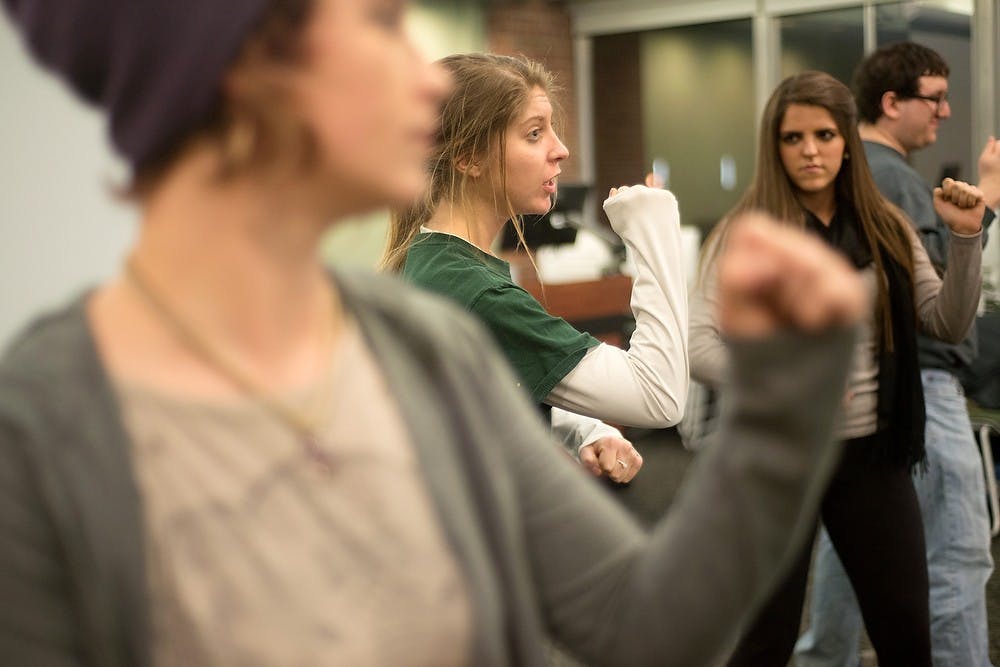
left=703, top=70, right=915, bottom=349
left=380, top=53, right=559, bottom=273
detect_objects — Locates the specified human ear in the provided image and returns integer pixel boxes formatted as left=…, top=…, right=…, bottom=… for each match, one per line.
left=880, top=91, right=903, bottom=120
left=455, top=155, right=482, bottom=178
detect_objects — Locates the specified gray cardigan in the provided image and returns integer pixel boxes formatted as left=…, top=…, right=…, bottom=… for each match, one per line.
left=0, top=271, right=853, bottom=667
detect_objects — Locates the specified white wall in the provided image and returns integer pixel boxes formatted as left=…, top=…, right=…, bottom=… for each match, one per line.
left=0, top=16, right=136, bottom=348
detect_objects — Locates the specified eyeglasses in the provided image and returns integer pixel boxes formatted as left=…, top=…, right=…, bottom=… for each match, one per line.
left=905, top=92, right=949, bottom=114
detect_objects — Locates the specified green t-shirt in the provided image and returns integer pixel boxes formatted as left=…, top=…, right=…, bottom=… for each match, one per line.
left=402, top=232, right=600, bottom=404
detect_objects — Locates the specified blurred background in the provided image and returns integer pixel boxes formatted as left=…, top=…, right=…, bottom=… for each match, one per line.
left=2, top=0, right=998, bottom=345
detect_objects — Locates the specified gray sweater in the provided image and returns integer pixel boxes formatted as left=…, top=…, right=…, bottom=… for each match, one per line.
left=0, top=271, right=853, bottom=667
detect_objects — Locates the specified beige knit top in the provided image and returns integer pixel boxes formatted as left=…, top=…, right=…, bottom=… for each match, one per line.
left=115, top=320, right=471, bottom=666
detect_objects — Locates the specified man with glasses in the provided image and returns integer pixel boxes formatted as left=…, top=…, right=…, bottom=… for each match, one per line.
left=796, top=41, right=1000, bottom=667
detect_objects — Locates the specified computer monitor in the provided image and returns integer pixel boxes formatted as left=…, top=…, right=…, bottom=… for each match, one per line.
left=500, top=183, right=591, bottom=251
left=937, top=162, right=961, bottom=183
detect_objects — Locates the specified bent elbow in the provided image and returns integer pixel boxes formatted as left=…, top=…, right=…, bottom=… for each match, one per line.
left=944, top=331, right=966, bottom=345
left=936, top=320, right=972, bottom=345
left=644, top=388, right=686, bottom=428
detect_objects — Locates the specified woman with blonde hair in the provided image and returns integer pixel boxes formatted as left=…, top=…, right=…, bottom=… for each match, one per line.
left=2, top=1, right=870, bottom=664
left=383, top=53, right=688, bottom=481
left=690, top=70, right=986, bottom=667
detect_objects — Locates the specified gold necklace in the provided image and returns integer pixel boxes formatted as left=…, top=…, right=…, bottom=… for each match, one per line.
left=123, top=257, right=337, bottom=473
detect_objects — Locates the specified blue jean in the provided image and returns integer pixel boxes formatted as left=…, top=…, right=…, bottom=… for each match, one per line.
left=795, top=369, right=994, bottom=667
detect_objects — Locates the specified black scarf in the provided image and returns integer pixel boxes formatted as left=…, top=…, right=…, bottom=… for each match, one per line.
left=804, top=203, right=926, bottom=470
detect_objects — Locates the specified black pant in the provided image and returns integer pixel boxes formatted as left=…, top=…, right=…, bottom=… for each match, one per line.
left=726, top=435, right=931, bottom=667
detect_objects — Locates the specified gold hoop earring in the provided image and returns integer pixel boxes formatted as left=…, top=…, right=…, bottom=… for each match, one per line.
left=221, top=115, right=258, bottom=171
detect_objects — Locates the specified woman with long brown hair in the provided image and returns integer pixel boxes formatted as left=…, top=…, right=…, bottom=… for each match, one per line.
left=383, top=54, right=689, bottom=481
left=690, top=70, right=986, bottom=667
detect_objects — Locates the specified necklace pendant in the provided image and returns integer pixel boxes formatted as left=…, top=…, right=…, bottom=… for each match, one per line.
left=302, top=433, right=335, bottom=474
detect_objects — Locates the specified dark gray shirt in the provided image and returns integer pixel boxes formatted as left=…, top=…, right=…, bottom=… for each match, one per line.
left=863, top=140, right=995, bottom=371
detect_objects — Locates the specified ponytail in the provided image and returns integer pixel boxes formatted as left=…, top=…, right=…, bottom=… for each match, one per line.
left=381, top=192, right=434, bottom=273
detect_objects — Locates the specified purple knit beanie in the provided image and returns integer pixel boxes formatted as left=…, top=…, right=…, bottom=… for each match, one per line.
left=2, top=0, right=273, bottom=169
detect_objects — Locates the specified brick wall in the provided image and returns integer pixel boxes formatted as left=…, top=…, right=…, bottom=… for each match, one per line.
left=486, top=1, right=580, bottom=182
left=592, top=32, right=645, bottom=211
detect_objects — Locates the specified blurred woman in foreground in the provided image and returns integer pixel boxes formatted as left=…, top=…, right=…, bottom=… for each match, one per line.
left=1, top=1, right=865, bottom=665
